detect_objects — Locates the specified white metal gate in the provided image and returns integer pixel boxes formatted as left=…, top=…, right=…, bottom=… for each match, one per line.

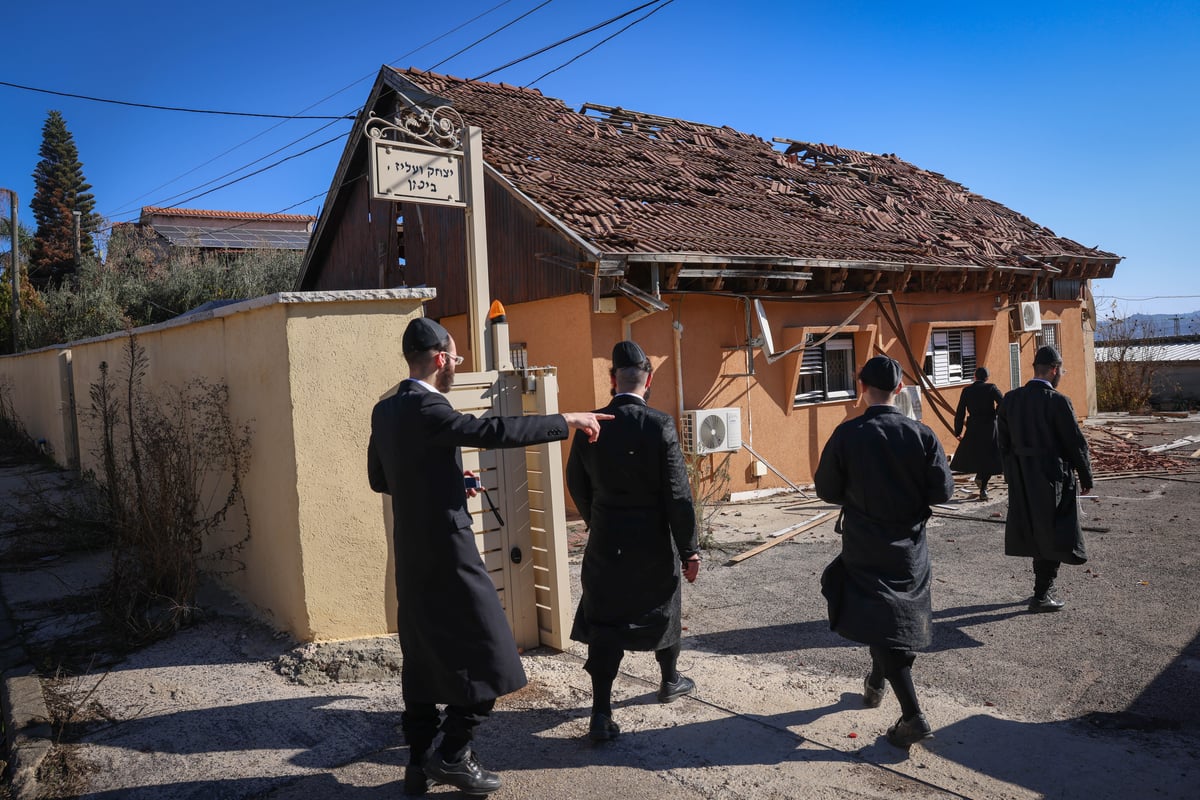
left=447, top=368, right=572, bottom=650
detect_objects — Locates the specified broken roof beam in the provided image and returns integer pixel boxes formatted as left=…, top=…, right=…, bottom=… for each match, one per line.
left=675, top=267, right=815, bottom=281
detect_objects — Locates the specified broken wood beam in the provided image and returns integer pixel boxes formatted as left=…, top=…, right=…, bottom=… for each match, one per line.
left=727, top=511, right=832, bottom=565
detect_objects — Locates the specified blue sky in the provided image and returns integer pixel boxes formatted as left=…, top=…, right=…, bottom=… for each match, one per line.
left=2, top=0, right=1197, bottom=316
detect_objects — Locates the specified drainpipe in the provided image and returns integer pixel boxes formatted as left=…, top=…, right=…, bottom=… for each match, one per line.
left=622, top=308, right=656, bottom=341
left=673, top=320, right=685, bottom=421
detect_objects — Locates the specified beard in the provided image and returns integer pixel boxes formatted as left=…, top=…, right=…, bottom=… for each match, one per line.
left=1050, top=370, right=1061, bottom=389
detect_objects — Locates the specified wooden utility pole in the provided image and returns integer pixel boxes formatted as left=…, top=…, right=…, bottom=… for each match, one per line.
left=5, top=189, right=17, bottom=352
left=462, top=126, right=491, bottom=372
left=73, top=209, right=82, bottom=269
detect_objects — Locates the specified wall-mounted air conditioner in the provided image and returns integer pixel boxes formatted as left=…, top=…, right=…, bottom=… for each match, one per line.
left=1019, top=301, right=1042, bottom=332
left=681, top=407, right=742, bottom=455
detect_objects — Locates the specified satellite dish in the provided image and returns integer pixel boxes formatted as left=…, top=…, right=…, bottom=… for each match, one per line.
left=700, top=414, right=726, bottom=450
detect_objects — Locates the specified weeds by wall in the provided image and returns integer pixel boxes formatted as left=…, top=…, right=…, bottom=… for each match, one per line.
left=686, top=453, right=731, bottom=550
left=86, top=334, right=253, bottom=638
left=0, top=376, right=43, bottom=463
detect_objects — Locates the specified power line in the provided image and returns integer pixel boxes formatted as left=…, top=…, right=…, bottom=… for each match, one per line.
left=473, top=0, right=668, bottom=81
left=428, top=0, right=557, bottom=72
left=525, top=0, right=676, bottom=87
left=1094, top=294, right=1200, bottom=301
left=105, top=0, right=523, bottom=219
left=110, top=0, right=674, bottom=221
left=0, top=79, right=352, bottom=120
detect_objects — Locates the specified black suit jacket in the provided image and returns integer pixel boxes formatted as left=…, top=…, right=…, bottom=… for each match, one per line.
left=566, top=394, right=697, bottom=651
left=367, top=379, right=568, bottom=705
left=998, top=380, right=1092, bottom=565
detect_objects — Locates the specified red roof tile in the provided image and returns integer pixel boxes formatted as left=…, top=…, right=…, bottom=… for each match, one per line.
left=393, top=68, right=1118, bottom=271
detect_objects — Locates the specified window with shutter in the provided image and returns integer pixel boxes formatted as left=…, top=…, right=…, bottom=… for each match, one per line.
left=924, top=328, right=976, bottom=386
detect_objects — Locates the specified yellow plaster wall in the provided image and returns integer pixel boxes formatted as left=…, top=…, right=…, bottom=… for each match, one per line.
left=285, top=300, right=424, bottom=640
left=0, top=347, right=71, bottom=461
left=3, top=290, right=432, bottom=642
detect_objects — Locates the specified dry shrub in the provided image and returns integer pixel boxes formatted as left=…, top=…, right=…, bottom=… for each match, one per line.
left=685, top=452, right=731, bottom=550
left=86, top=333, right=252, bottom=638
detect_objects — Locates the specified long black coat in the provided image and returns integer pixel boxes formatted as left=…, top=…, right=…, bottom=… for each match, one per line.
left=997, top=380, right=1092, bottom=565
left=566, top=394, right=698, bottom=652
left=367, top=379, right=569, bottom=706
left=814, top=406, right=954, bottom=650
left=950, top=380, right=1004, bottom=475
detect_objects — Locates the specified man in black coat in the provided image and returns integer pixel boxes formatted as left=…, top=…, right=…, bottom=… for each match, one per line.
left=566, top=341, right=700, bottom=743
left=951, top=367, right=1004, bottom=500
left=367, top=317, right=611, bottom=795
left=815, top=355, right=954, bottom=749
left=998, top=345, right=1093, bottom=613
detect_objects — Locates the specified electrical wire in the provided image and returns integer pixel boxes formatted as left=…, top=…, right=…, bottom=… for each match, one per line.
left=106, top=1, right=521, bottom=218
left=110, top=0, right=675, bottom=222
left=0, top=79, right=352, bottom=120
left=473, top=0, right=668, bottom=81
left=524, top=0, right=675, bottom=87
left=427, top=0, right=556, bottom=72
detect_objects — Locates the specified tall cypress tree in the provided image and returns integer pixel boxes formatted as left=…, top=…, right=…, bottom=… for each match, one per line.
left=29, top=110, right=101, bottom=288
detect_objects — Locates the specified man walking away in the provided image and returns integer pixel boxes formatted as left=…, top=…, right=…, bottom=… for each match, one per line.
left=566, top=340, right=700, bottom=743
left=815, top=356, right=954, bottom=749
left=367, top=317, right=612, bottom=795
left=950, top=367, right=1004, bottom=500
left=997, top=345, right=1093, bottom=613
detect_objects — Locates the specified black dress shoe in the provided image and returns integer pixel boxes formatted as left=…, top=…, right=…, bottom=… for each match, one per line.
left=588, top=712, right=620, bottom=742
left=657, top=674, right=696, bottom=703
left=886, top=713, right=934, bottom=748
left=1028, top=593, right=1066, bottom=612
left=863, top=675, right=888, bottom=708
left=423, top=748, right=502, bottom=795
left=403, top=764, right=434, bottom=795
left=1029, top=583, right=1065, bottom=612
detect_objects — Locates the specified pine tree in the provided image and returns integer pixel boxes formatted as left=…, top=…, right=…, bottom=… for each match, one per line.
left=29, top=110, right=101, bottom=288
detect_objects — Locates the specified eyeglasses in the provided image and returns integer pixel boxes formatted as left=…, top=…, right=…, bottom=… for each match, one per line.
left=441, top=352, right=464, bottom=367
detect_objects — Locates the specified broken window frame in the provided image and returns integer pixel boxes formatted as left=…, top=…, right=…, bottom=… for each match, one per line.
left=794, top=334, right=857, bottom=405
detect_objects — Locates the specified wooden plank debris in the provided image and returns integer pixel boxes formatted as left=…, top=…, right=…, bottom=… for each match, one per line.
left=1142, top=435, right=1200, bottom=453
left=727, top=511, right=831, bottom=565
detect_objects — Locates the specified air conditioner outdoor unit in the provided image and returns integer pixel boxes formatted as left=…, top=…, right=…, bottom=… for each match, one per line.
left=681, top=407, right=742, bottom=455
left=1019, top=301, right=1042, bottom=332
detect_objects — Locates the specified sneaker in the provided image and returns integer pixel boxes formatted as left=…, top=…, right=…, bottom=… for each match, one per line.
left=886, top=713, right=934, bottom=748
left=588, top=712, right=620, bottom=742
left=423, top=748, right=502, bottom=795
left=657, top=674, right=696, bottom=704
left=863, top=675, right=888, bottom=708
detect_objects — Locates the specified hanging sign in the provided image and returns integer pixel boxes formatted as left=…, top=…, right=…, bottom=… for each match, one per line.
left=369, top=139, right=465, bottom=207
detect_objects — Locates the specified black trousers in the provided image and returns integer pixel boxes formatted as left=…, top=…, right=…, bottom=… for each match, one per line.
left=1033, top=558, right=1061, bottom=595
left=402, top=698, right=495, bottom=764
left=584, top=641, right=680, bottom=682
left=868, top=645, right=921, bottom=719
left=585, top=641, right=680, bottom=715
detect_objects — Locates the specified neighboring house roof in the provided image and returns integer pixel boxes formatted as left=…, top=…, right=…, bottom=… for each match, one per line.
left=140, top=207, right=316, bottom=251
left=1096, top=337, right=1200, bottom=363
left=299, top=67, right=1119, bottom=294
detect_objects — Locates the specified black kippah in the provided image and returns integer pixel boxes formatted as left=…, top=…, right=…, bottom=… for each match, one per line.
left=859, top=355, right=902, bottom=391
left=402, top=317, right=450, bottom=354
left=611, top=340, right=648, bottom=369
left=1033, top=345, right=1062, bottom=366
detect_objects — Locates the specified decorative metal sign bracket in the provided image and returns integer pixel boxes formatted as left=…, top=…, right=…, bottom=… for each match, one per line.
left=365, top=91, right=465, bottom=152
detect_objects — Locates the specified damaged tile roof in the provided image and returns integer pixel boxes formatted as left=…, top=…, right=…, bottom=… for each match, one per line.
left=392, top=68, right=1118, bottom=274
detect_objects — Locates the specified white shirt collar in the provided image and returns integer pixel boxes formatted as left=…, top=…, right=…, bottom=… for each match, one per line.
left=412, top=378, right=440, bottom=394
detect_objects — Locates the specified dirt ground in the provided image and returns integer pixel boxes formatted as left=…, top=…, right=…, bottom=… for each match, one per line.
left=2, top=412, right=1199, bottom=799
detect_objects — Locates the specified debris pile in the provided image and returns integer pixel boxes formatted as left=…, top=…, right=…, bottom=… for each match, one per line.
left=1085, top=428, right=1190, bottom=475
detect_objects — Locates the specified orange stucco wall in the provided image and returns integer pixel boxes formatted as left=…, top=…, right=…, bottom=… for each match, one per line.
left=445, top=291, right=1095, bottom=501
